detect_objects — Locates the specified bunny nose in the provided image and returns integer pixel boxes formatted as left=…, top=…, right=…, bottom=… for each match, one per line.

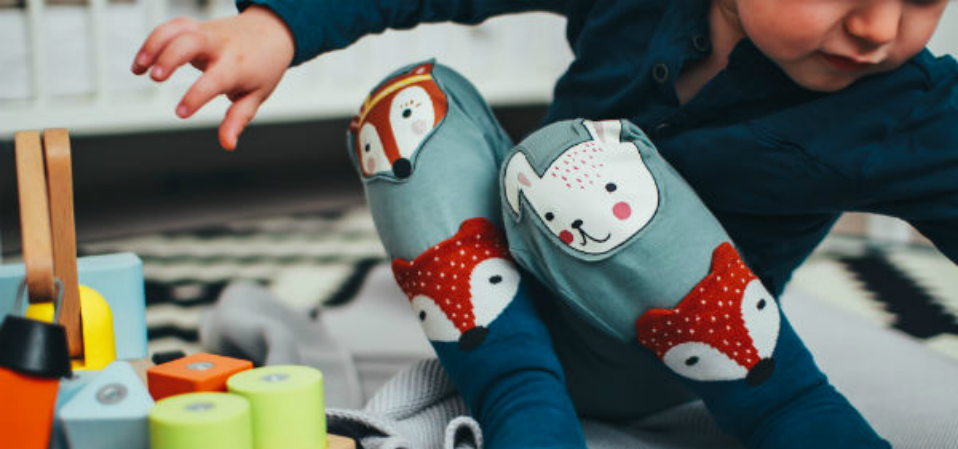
left=393, top=158, right=412, bottom=179
left=459, top=326, right=488, bottom=351
left=746, top=358, right=776, bottom=386
left=571, top=219, right=583, bottom=229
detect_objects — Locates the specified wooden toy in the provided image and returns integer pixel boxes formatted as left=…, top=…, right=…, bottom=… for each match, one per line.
left=228, top=365, right=327, bottom=449
left=0, top=280, right=73, bottom=449
left=9, top=129, right=120, bottom=370
left=1, top=253, right=149, bottom=362
left=59, top=361, right=154, bottom=449
left=149, top=392, right=255, bottom=449
left=147, top=352, right=254, bottom=401
left=49, top=370, right=99, bottom=449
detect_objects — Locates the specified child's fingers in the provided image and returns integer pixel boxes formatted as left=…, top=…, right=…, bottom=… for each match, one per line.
left=132, top=16, right=198, bottom=74
left=149, top=31, right=208, bottom=82
left=218, top=94, right=263, bottom=151
left=176, top=65, right=232, bottom=118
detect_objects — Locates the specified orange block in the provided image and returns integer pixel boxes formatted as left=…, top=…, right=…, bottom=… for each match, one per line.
left=147, top=353, right=253, bottom=401
left=0, top=368, right=59, bottom=449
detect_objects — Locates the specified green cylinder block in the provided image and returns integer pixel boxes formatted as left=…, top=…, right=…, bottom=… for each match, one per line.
left=149, top=392, right=253, bottom=449
left=227, top=365, right=326, bottom=449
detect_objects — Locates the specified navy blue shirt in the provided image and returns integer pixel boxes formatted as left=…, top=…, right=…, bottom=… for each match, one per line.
left=243, top=0, right=958, bottom=296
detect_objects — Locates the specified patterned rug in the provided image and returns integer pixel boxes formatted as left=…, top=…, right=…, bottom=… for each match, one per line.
left=78, top=206, right=958, bottom=362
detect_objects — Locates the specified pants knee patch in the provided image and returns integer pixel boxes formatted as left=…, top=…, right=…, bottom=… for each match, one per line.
left=635, top=243, right=782, bottom=386
left=391, top=218, right=521, bottom=351
left=348, top=62, right=448, bottom=181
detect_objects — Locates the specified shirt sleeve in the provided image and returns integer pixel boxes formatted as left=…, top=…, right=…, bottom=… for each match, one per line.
left=858, top=68, right=958, bottom=264
left=235, top=0, right=572, bottom=66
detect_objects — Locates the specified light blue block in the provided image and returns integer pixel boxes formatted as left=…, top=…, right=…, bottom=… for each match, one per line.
left=0, top=253, right=147, bottom=360
left=50, top=371, right=101, bottom=449
left=59, top=361, right=154, bottom=449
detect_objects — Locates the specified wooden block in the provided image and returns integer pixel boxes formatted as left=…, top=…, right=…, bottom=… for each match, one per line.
left=0, top=368, right=59, bottom=449
left=59, top=361, right=154, bottom=449
left=0, top=253, right=148, bottom=361
left=328, top=434, right=358, bottom=449
left=147, top=353, right=253, bottom=401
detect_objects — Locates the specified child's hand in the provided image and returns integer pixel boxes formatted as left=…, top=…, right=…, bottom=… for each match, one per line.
left=131, top=6, right=295, bottom=150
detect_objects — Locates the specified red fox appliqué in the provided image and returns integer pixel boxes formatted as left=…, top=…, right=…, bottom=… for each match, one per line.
left=636, top=242, right=781, bottom=386
left=392, top=218, right=519, bottom=350
left=350, top=62, right=448, bottom=179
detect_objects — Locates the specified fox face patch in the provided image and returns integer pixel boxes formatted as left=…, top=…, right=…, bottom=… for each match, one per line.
left=636, top=243, right=781, bottom=386
left=392, top=218, right=519, bottom=351
left=503, top=120, right=659, bottom=255
left=350, top=63, right=448, bottom=179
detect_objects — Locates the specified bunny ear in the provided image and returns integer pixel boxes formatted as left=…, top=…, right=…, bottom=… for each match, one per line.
left=583, top=119, right=623, bottom=144
left=503, top=151, right=537, bottom=216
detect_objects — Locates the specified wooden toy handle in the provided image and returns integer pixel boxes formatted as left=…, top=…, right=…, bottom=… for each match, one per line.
left=44, top=129, right=84, bottom=358
left=14, top=131, right=57, bottom=304
left=13, top=129, right=85, bottom=358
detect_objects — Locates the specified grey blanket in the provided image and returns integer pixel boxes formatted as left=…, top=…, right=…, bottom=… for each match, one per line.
left=201, top=282, right=958, bottom=449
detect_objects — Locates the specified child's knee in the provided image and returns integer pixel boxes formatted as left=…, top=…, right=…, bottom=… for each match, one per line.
left=346, top=60, right=511, bottom=181
left=499, top=118, right=730, bottom=341
left=346, top=61, right=513, bottom=260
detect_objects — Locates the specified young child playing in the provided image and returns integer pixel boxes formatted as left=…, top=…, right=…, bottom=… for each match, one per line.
left=132, top=1, right=957, bottom=448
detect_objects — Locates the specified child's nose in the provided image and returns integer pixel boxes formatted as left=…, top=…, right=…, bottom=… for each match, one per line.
left=844, top=1, right=902, bottom=47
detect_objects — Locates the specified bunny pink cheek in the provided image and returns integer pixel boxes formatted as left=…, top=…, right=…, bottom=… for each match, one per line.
left=559, top=230, right=574, bottom=245
left=365, top=157, right=376, bottom=172
left=613, top=202, right=632, bottom=220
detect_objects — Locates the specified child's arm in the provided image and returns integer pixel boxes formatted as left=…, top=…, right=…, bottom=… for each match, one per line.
left=131, top=5, right=294, bottom=150
left=132, top=0, right=568, bottom=151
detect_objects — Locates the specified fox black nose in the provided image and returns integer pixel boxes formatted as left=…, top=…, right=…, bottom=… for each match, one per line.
left=571, top=219, right=583, bottom=229
left=392, top=158, right=412, bottom=179
left=746, top=358, right=776, bottom=386
left=459, top=327, right=488, bottom=351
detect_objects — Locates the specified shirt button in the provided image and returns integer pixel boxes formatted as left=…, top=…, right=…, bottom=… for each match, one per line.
left=651, top=63, right=670, bottom=84
left=692, top=34, right=710, bottom=52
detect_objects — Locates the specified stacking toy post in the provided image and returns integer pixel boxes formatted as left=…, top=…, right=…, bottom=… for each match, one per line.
left=228, top=365, right=329, bottom=449
left=147, top=352, right=254, bottom=400
left=150, top=392, right=254, bottom=449
left=0, top=281, right=72, bottom=449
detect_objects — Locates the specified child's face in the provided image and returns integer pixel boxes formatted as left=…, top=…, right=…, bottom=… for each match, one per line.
left=732, top=0, right=949, bottom=91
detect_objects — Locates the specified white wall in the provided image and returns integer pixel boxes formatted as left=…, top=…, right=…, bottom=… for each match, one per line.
left=0, top=3, right=956, bottom=138
left=928, top=3, right=958, bottom=57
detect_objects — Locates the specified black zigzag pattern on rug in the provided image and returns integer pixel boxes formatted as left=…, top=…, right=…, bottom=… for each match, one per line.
left=839, top=251, right=958, bottom=339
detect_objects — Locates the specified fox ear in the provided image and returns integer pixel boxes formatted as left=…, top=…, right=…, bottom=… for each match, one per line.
left=503, top=151, right=537, bottom=216
left=391, top=258, right=414, bottom=283
left=584, top=119, right=623, bottom=144
left=636, top=307, right=674, bottom=331
left=710, top=242, right=741, bottom=272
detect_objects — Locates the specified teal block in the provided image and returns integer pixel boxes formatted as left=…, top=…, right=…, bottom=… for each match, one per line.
left=0, top=253, right=147, bottom=360
left=50, top=371, right=101, bottom=449
left=59, top=361, right=154, bottom=449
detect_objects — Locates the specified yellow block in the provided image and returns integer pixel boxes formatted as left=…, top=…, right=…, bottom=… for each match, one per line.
left=24, top=285, right=116, bottom=370
left=25, top=301, right=55, bottom=322
left=72, top=285, right=117, bottom=370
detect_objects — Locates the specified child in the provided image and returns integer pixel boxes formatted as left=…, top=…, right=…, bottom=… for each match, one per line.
left=133, top=0, right=957, bottom=448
